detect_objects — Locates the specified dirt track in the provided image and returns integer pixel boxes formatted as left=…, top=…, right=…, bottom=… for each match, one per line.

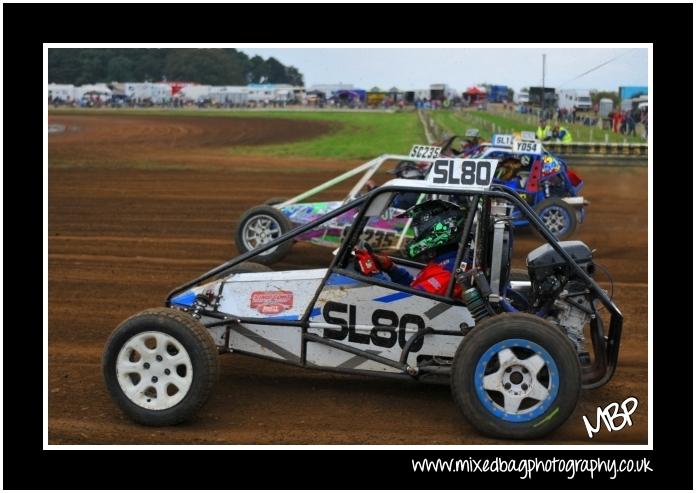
left=48, top=113, right=649, bottom=444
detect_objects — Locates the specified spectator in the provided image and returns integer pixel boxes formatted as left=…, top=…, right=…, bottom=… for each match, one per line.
left=640, top=108, right=648, bottom=139
left=611, top=110, right=623, bottom=133
left=625, top=112, right=636, bottom=136
left=552, top=124, right=573, bottom=143
left=536, top=119, right=552, bottom=141
left=620, top=111, right=629, bottom=134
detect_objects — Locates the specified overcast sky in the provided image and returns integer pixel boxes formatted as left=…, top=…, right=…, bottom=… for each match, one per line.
left=239, top=47, right=648, bottom=93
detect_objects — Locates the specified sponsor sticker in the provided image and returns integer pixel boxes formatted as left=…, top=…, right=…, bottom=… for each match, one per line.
left=250, top=291, right=294, bottom=314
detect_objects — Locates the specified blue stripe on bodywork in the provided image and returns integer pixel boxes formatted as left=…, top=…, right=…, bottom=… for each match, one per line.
left=373, top=291, right=413, bottom=303
left=326, top=273, right=362, bottom=286
left=171, top=291, right=196, bottom=307
left=263, top=314, right=301, bottom=321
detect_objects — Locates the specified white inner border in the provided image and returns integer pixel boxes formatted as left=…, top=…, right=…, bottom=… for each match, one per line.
left=43, top=42, right=652, bottom=451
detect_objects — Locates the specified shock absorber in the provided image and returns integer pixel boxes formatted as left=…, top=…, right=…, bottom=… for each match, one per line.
left=462, top=287, right=490, bottom=323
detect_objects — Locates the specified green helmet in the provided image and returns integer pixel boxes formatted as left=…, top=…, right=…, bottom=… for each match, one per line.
left=400, top=199, right=465, bottom=259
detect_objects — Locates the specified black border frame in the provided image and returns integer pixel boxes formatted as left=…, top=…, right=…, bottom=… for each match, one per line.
left=8, top=2, right=690, bottom=490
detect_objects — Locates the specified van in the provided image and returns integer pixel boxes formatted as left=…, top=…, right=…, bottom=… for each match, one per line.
left=558, top=89, right=592, bottom=112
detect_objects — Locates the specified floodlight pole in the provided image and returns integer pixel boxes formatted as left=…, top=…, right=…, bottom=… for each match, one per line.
left=541, top=53, right=546, bottom=113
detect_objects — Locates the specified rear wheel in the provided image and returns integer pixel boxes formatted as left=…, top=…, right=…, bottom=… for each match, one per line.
left=534, top=198, right=577, bottom=239
left=451, top=313, right=581, bottom=439
left=263, top=197, right=288, bottom=206
left=235, top=205, right=294, bottom=265
left=102, top=308, right=219, bottom=426
left=228, top=262, right=273, bottom=274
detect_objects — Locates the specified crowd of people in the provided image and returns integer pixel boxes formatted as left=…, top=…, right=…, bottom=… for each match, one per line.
left=609, top=107, right=648, bottom=138
left=513, top=103, right=648, bottom=140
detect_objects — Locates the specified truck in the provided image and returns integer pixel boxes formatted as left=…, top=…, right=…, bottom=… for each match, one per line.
left=430, top=84, right=458, bottom=102
left=514, top=90, right=530, bottom=105
left=618, top=86, right=648, bottom=102
left=488, top=85, right=509, bottom=103
left=528, top=87, right=556, bottom=108
left=557, top=89, right=592, bottom=112
left=620, top=94, right=648, bottom=112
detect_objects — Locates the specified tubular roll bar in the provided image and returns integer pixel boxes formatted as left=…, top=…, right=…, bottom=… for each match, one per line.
left=275, top=154, right=440, bottom=208
left=165, top=195, right=367, bottom=302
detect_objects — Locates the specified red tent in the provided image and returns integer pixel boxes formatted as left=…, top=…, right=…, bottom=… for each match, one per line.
left=464, top=86, right=487, bottom=104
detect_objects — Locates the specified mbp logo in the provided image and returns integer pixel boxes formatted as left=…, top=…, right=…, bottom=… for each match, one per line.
left=582, top=397, right=639, bottom=439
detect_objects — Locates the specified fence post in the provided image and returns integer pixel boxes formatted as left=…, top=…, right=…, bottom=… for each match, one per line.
left=604, top=133, right=609, bottom=143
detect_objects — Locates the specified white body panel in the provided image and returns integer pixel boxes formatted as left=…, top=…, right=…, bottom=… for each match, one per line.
left=305, top=272, right=471, bottom=373
left=218, top=269, right=327, bottom=320
left=229, top=324, right=303, bottom=363
left=191, top=267, right=471, bottom=375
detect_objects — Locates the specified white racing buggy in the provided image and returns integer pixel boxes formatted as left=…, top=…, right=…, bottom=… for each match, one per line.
left=233, top=146, right=443, bottom=265
left=102, top=155, right=623, bottom=439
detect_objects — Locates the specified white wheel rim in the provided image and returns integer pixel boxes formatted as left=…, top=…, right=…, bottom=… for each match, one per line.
left=116, top=331, right=193, bottom=411
left=242, top=214, right=282, bottom=254
left=541, top=207, right=568, bottom=235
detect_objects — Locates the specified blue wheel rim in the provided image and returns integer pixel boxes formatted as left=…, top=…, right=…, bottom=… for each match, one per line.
left=474, top=338, right=559, bottom=423
left=540, top=205, right=571, bottom=237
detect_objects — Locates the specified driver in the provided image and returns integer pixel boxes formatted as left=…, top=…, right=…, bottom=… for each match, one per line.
left=385, top=161, right=431, bottom=209
left=354, top=199, right=468, bottom=297
left=458, top=128, right=482, bottom=156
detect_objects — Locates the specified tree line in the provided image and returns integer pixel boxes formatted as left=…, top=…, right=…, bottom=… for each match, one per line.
left=48, top=48, right=304, bottom=86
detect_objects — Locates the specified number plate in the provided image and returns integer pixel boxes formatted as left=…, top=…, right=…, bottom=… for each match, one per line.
left=520, top=130, right=536, bottom=141
left=513, top=140, right=541, bottom=154
left=409, top=145, right=441, bottom=159
left=492, top=134, right=513, bottom=147
left=427, top=158, right=498, bottom=190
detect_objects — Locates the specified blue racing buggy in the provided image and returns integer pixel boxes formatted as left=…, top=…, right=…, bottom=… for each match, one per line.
left=470, top=132, right=587, bottom=239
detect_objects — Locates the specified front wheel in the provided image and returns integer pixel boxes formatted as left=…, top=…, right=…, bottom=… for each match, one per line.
left=102, top=308, right=219, bottom=426
left=451, top=313, right=581, bottom=439
left=234, top=205, right=294, bottom=265
left=534, top=198, right=578, bottom=239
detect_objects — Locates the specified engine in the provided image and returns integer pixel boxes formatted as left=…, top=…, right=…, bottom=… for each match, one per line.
left=526, top=241, right=595, bottom=363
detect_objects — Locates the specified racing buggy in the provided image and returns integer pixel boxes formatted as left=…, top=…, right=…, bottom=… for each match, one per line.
left=471, top=132, right=588, bottom=239
left=103, top=155, right=622, bottom=440
left=233, top=152, right=427, bottom=265
left=437, top=131, right=587, bottom=237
